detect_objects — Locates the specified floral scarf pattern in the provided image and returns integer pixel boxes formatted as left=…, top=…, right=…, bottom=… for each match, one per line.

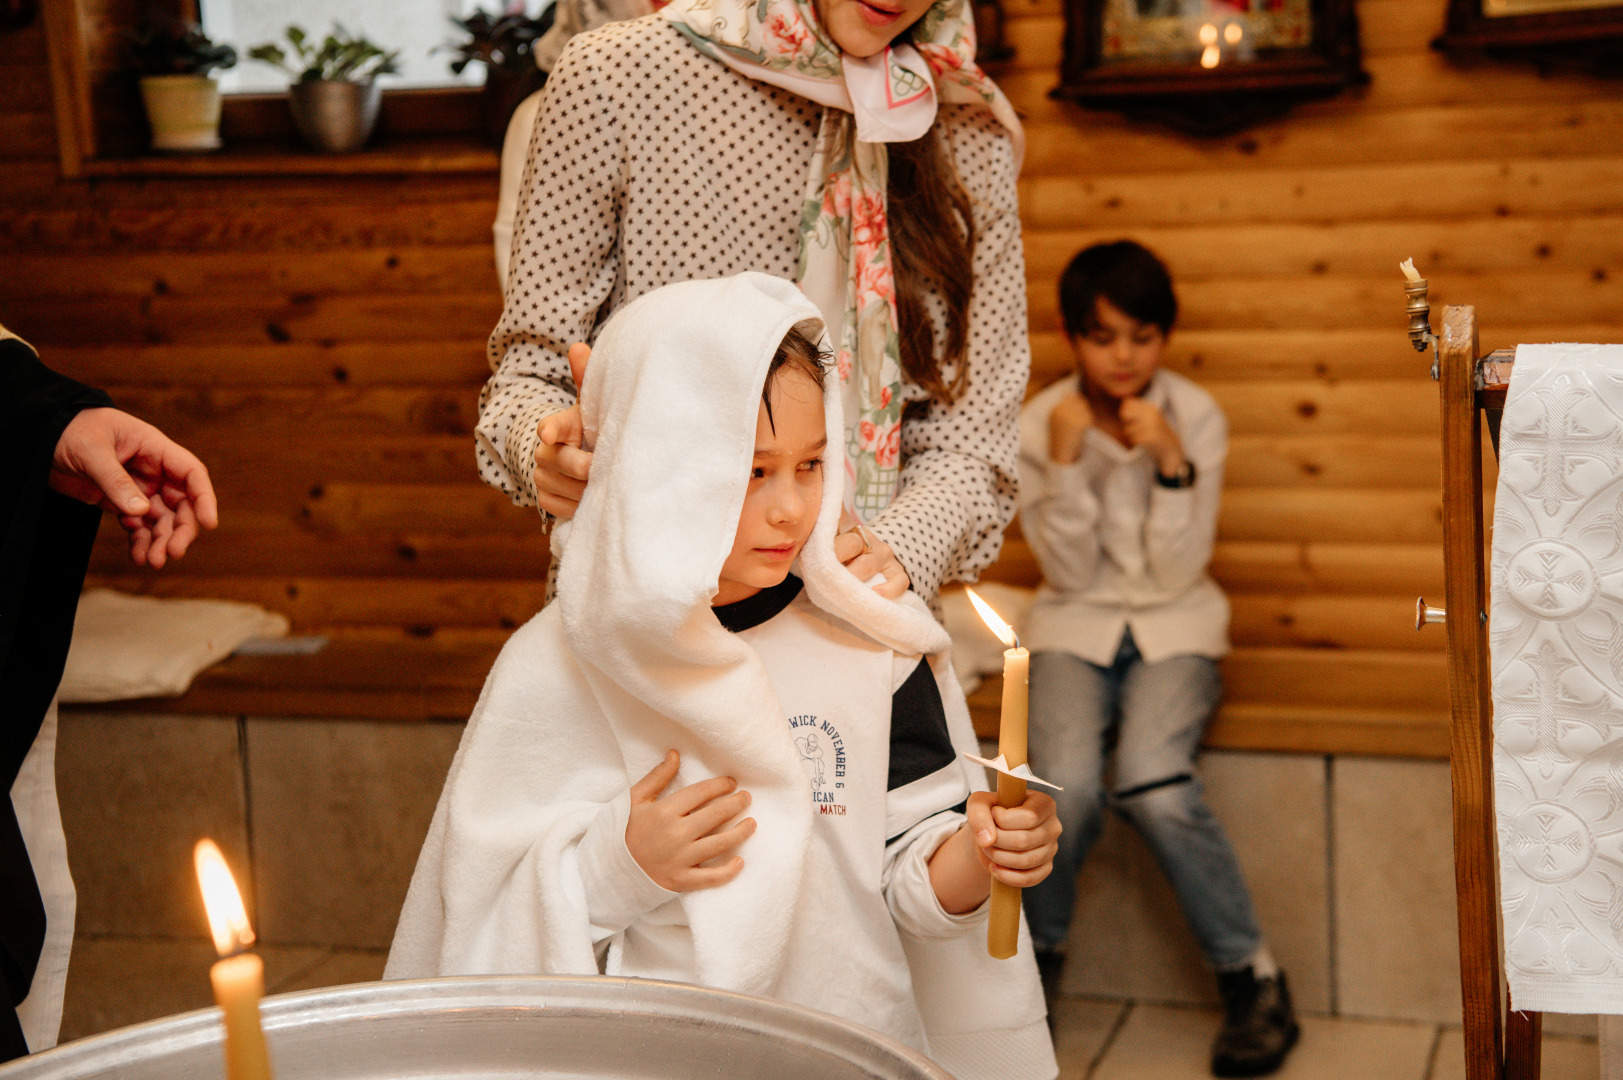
left=663, top=0, right=1020, bottom=520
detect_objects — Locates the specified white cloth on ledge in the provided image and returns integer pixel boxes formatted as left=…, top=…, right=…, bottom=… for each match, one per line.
left=58, top=589, right=289, bottom=703
left=1491, top=342, right=1623, bottom=1013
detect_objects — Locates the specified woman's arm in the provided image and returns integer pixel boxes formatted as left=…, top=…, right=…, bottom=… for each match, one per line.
left=475, top=36, right=626, bottom=509
left=865, top=109, right=1027, bottom=606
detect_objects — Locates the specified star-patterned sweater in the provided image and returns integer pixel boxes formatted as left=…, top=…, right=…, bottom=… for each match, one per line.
left=474, top=14, right=1030, bottom=605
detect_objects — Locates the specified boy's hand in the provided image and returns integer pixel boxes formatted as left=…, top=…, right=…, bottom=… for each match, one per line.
left=1119, top=396, right=1185, bottom=478
left=532, top=343, right=594, bottom=519
left=625, top=750, right=756, bottom=892
left=965, top=789, right=1062, bottom=888
left=1047, top=391, right=1094, bottom=465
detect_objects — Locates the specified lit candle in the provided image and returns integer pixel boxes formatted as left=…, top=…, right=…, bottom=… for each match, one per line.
left=195, top=839, right=274, bottom=1080
left=964, top=588, right=1029, bottom=960
left=1400, top=258, right=1422, bottom=282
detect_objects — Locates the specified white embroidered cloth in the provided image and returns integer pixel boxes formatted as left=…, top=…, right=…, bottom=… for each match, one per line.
left=1492, top=342, right=1623, bottom=1013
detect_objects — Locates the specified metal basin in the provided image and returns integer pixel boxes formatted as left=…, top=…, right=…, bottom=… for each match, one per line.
left=1, top=976, right=955, bottom=1080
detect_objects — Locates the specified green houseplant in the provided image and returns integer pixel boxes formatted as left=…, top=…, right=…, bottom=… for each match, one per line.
left=129, top=20, right=238, bottom=151
left=445, top=6, right=555, bottom=145
left=247, top=25, right=400, bottom=152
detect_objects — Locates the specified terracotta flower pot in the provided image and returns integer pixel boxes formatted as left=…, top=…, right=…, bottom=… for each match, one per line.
left=288, top=79, right=382, bottom=153
left=139, top=74, right=223, bottom=151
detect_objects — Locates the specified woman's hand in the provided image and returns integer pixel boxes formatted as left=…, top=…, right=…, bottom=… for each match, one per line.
left=1119, top=396, right=1185, bottom=478
left=50, top=407, right=219, bottom=568
left=625, top=750, right=756, bottom=892
left=1047, top=391, right=1094, bottom=465
left=834, top=512, right=910, bottom=599
left=928, top=788, right=1062, bottom=914
left=532, top=343, right=594, bottom=519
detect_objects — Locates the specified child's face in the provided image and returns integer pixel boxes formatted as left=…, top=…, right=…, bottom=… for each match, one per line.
left=1069, top=297, right=1167, bottom=405
left=714, top=369, right=827, bottom=607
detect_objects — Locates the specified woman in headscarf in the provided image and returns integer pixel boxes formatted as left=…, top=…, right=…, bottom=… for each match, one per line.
left=475, top=0, right=1027, bottom=608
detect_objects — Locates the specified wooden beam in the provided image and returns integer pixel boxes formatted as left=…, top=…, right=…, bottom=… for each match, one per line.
left=1437, top=305, right=1505, bottom=1080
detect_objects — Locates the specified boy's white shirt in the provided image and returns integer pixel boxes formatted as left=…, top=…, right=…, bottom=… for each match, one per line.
left=1017, top=371, right=1230, bottom=665
left=386, top=274, right=1054, bottom=1080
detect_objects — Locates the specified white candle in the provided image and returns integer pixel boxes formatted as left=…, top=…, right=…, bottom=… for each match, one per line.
left=1400, top=258, right=1422, bottom=282
left=965, top=588, right=1030, bottom=960
left=196, top=840, right=274, bottom=1080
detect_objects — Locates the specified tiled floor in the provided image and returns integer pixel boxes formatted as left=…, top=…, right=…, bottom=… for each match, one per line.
left=51, top=936, right=1599, bottom=1080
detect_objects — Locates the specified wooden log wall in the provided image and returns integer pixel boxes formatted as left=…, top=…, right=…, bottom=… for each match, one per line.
left=4, top=0, right=1622, bottom=754
left=983, top=0, right=1623, bottom=756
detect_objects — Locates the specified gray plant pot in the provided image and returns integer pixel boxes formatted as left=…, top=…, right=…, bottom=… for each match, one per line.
left=287, top=79, right=381, bottom=153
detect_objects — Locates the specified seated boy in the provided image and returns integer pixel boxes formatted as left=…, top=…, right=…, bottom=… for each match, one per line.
left=387, top=273, right=1059, bottom=1080
left=1016, top=242, right=1298, bottom=1078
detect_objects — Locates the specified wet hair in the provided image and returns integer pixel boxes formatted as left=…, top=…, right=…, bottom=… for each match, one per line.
left=1058, top=240, right=1178, bottom=338
left=761, top=323, right=830, bottom=432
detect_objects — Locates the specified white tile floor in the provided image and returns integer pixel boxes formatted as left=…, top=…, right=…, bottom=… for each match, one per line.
left=50, top=937, right=1600, bottom=1080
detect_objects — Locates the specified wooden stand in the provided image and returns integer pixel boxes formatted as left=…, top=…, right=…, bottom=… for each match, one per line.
left=1435, top=304, right=1541, bottom=1080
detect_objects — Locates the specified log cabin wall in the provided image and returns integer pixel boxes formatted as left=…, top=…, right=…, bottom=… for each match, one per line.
left=4, top=0, right=1623, bottom=756
left=984, top=0, right=1623, bottom=757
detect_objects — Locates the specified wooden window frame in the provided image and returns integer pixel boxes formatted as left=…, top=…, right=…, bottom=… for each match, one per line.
left=41, top=0, right=498, bottom=178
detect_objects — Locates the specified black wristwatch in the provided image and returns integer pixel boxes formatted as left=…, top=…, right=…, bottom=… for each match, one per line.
left=1155, top=460, right=1197, bottom=489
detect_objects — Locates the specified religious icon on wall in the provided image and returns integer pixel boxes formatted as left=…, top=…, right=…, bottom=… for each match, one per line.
left=1435, top=0, right=1623, bottom=73
left=1100, top=0, right=1311, bottom=66
left=1055, top=0, right=1366, bottom=136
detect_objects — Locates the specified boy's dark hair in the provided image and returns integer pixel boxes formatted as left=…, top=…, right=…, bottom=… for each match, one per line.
left=1058, top=240, right=1178, bottom=338
left=762, top=323, right=829, bottom=431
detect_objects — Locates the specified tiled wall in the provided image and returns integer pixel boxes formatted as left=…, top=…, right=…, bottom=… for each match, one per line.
left=54, top=711, right=1581, bottom=1032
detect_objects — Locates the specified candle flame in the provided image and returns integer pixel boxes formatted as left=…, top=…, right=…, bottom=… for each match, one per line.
left=195, top=839, right=255, bottom=957
left=964, top=587, right=1021, bottom=650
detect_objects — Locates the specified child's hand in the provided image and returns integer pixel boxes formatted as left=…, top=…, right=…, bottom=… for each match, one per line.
left=1118, top=396, right=1185, bottom=477
left=1047, top=391, right=1094, bottom=465
left=965, top=789, right=1062, bottom=888
left=532, top=343, right=595, bottom=519
left=625, top=750, right=756, bottom=892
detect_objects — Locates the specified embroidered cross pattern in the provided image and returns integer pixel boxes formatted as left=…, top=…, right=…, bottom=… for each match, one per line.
left=1498, top=640, right=1616, bottom=779
left=1508, top=374, right=1623, bottom=516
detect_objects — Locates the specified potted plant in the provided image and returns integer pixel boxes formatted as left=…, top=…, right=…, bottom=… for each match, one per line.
left=445, top=5, right=556, bottom=146
left=247, top=25, right=400, bottom=153
left=129, top=20, right=237, bottom=152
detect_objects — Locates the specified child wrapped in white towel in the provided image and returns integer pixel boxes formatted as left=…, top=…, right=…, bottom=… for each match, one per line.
left=386, top=273, right=1060, bottom=1079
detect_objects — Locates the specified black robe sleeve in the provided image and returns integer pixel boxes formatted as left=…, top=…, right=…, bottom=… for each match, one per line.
left=0, top=334, right=110, bottom=1060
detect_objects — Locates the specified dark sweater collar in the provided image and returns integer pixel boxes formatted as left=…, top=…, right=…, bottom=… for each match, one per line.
left=714, top=574, right=803, bottom=633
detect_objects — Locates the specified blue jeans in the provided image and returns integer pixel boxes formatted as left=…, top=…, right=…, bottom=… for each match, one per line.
left=1021, top=632, right=1263, bottom=971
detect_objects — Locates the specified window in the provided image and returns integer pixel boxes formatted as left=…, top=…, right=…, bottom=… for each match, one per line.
left=199, top=0, right=497, bottom=93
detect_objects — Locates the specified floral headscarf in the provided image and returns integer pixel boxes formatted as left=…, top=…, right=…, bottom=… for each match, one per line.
left=663, top=0, right=1021, bottom=521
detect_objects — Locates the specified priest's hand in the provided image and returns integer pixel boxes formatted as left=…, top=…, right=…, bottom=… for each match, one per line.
left=626, top=750, right=756, bottom=892
left=532, top=343, right=594, bottom=520
left=50, top=407, right=218, bottom=569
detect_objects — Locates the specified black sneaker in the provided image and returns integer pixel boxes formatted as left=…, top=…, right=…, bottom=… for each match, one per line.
left=1211, top=967, right=1300, bottom=1078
